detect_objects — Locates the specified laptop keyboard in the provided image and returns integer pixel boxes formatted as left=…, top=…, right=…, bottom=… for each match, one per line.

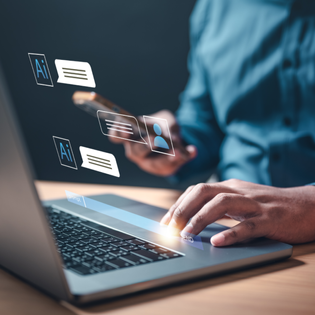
left=46, top=207, right=183, bottom=276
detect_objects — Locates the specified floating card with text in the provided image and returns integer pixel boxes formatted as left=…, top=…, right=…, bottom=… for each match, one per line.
left=97, top=110, right=147, bottom=144
left=55, top=59, right=96, bottom=88
left=80, top=147, right=120, bottom=177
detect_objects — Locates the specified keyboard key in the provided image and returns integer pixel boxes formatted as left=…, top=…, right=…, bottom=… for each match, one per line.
left=120, top=255, right=148, bottom=265
left=99, top=245, right=118, bottom=252
left=81, top=255, right=95, bottom=262
left=75, top=244, right=90, bottom=250
left=70, top=251, right=83, bottom=257
left=82, top=261, right=97, bottom=268
left=97, top=245, right=110, bottom=252
left=81, top=221, right=134, bottom=240
left=105, top=259, right=133, bottom=269
left=94, top=242, right=107, bottom=248
left=76, top=246, right=95, bottom=253
left=93, top=265, right=114, bottom=272
left=72, top=254, right=94, bottom=263
left=70, top=265, right=91, bottom=275
left=160, top=252, right=181, bottom=259
left=70, top=231, right=80, bottom=237
left=120, top=245, right=140, bottom=252
left=62, top=246, right=74, bottom=252
left=57, top=233, right=70, bottom=240
left=65, top=260, right=80, bottom=268
left=87, top=238, right=99, bottom=244
left=127, top=239, right=146, bottom=246
left=74, top=227, right=83, bottom=233
left=149, top=247, right=169, bottom=255
left=131, top=250, right=166, bottom=262
left=99, top=237, right=110, bottom=242
left=112, top=241, right=130, bottom=247
left=65, top=238, right=78, bottom=244
left=95, top=253, right=115, bottom=261
left=76, top=235, right=90, bottom=241
left=85, top=249, right=104, bottom=257
left=62, top=228, right=72, bottom=233
left=138, top=243, right=156, bottom=250
left=108, top=250, right=129, bottom=257
left=102, top=237, right=121, bottom=243
left=62, top=253, right=72, bottom=260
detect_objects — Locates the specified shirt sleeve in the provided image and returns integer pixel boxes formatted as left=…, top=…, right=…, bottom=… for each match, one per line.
left=172, top=0, right=224, bottom=183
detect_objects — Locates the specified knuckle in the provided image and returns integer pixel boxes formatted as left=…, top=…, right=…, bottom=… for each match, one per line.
left=195, top=183, right=209, bottom=195
left=229, top=229, right=238, bottom=239
left=194, top=213, right=205, bottom=226
left=226, top=178, right=241, bottom=186
left=187, top=185, right=195, bottom=191
left=268, top=207, right=285, bottom=220
left=244, top=220, right=256, bottom=231
left=216, top=193, right=233, bottom=204
left=173, top=206, right=185, bottom=220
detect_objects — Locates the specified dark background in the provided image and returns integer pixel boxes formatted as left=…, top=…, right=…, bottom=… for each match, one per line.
left=0, top=0, right=201, bottom=189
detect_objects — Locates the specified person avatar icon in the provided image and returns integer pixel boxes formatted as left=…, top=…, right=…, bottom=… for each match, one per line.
left=153, top=123, right=169, bottom=149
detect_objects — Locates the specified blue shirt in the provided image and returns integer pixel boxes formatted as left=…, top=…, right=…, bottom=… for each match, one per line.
left=175, top=0, right=315, bottom=187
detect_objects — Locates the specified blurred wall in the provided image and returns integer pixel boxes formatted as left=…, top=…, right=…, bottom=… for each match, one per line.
left=1, top=0, right=199, bottom=189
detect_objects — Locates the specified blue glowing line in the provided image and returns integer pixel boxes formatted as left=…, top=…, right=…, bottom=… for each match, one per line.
left=65, top=191, right=204, bottom=250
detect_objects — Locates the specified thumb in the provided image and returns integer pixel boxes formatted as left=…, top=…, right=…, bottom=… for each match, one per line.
left=173, top=145, right=197, bottom=164
left=186, top=145, right=197, bottom=160
left=170, top=145, right=197, bottom=169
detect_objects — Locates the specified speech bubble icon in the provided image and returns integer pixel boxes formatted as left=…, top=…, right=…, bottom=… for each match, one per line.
left=79, top=147, right=120, bottom=177
left=55, top=59, right=96, bottom=88
left=97, top=110, right=147, bottom=144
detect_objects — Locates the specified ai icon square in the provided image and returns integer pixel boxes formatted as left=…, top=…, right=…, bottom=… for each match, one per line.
left=28, top=53, right=54, bottom=87
left=53, top=136, right=78, bottom=170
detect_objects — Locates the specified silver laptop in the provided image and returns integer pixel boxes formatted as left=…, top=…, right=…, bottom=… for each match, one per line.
left=0, top=66, right=292, bottom=304
left=0, top=2, right=292, bottom=305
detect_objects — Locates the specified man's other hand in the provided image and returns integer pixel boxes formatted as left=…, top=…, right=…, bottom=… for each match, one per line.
left=109, top=110, right=197, bottom=176
left=160, top=179, right=315, bottom=246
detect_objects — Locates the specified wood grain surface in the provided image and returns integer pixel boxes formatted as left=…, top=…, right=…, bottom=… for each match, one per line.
left=0, top=181, right=314, bottom=315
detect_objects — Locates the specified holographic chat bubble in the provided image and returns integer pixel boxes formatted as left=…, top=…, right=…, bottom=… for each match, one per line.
left=55, top=59, right=96, bottom=88
left=97, top=110, right=147, bottom=144
left=65, top=191, right=86, bottom=207
left=79, top=146, right=120, bottom=177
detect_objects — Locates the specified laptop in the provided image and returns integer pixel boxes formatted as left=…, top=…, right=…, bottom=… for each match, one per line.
left=0, top=1, right=292, bottom=306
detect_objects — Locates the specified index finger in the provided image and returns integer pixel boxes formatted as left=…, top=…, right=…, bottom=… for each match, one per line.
left=167, top=183, right=237, bottom=231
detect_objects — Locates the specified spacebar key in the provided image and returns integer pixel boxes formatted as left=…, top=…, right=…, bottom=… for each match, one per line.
left=131, top=249, right=164, bottom=262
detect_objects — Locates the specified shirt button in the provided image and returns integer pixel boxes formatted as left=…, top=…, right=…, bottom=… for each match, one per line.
left=283, top=117, right=292, bottom=126
left=272, top=153, right=281, bottom=162
left=282, top=59, right=292, bottom=69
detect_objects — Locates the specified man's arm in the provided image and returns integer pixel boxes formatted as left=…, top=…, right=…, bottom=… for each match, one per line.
left=161, top=179, right=315, bottom=246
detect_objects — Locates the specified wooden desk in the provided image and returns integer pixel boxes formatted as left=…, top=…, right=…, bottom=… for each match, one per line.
left=1, top=181, right=314, bottom=315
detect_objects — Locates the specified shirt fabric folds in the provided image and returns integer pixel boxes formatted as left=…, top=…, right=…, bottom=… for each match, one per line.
left=175, top=0, right=315, bottom=187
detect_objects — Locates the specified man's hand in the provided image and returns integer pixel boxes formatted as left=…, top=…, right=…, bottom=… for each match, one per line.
left=109, top=110, right=197, bottom=176
left=160, top=179, right=315, bottom=246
